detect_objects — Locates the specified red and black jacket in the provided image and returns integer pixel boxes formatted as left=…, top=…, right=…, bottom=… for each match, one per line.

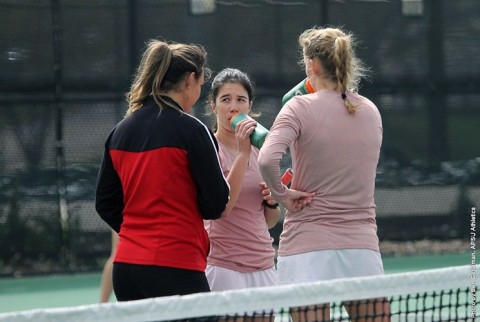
left=96, top=96, right=229, bottom=272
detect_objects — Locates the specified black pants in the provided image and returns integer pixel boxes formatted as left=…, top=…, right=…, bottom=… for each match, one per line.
left=113, top=262, right=211, bottom=301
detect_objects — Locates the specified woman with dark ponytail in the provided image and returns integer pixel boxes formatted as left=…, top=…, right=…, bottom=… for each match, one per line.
left=259, top=27, right=390, bottom=321
left=96, top=39, right=229, bottom=301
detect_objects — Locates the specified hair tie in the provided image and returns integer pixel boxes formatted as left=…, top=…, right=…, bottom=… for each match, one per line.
left=341, top=93, right=347, bottom=100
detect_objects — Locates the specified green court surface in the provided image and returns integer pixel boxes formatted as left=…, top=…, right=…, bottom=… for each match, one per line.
left=0, top=252, right=471, bottom=314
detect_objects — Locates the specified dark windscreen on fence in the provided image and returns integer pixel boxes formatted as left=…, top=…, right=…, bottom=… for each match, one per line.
left=0, top=0, right=478, bottom=276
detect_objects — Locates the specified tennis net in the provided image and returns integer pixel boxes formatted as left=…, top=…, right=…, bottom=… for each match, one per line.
left=0, top=265, right=476, bottom=322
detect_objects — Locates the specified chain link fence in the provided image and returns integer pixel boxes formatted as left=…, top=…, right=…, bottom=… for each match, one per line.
left=0, top=0, right=479, bottom=276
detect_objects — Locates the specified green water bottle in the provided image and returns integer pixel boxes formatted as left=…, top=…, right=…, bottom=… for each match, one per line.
left=281, top=78, right=315, bottom=106
left=230, top=113, right=269, bottom=149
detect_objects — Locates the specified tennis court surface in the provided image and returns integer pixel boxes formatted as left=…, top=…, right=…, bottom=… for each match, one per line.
left=0, top=252, right=476, bottom=321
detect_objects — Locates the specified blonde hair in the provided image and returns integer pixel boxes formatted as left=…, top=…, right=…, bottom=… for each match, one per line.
left=126, top=39, right=209, bottom=116
left=299, top=27, right=369, bottom=114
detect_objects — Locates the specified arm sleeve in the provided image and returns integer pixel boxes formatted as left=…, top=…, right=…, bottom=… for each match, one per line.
left=95, top=135, right=124, bottom=232
left=188, top=125, right=230, bottom=220
left=258, top=102, right=300, bottom=202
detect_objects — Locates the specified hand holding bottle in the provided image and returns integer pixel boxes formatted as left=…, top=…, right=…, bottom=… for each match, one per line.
left=234, top=117, right=256, bottom=156
left=231, top=113, right=269, bottom=149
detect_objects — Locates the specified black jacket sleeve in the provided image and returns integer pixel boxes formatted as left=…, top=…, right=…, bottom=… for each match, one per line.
left=95, top=135, right=124, bottom=232
left=188, top=126, right=230, bottom=220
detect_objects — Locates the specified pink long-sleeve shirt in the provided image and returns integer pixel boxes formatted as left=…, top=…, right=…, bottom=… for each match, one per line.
left=258, top=89, right=382, bottom=257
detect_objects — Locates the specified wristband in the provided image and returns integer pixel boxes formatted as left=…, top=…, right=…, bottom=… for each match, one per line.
left=263, top=200, right=279, bottom=209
